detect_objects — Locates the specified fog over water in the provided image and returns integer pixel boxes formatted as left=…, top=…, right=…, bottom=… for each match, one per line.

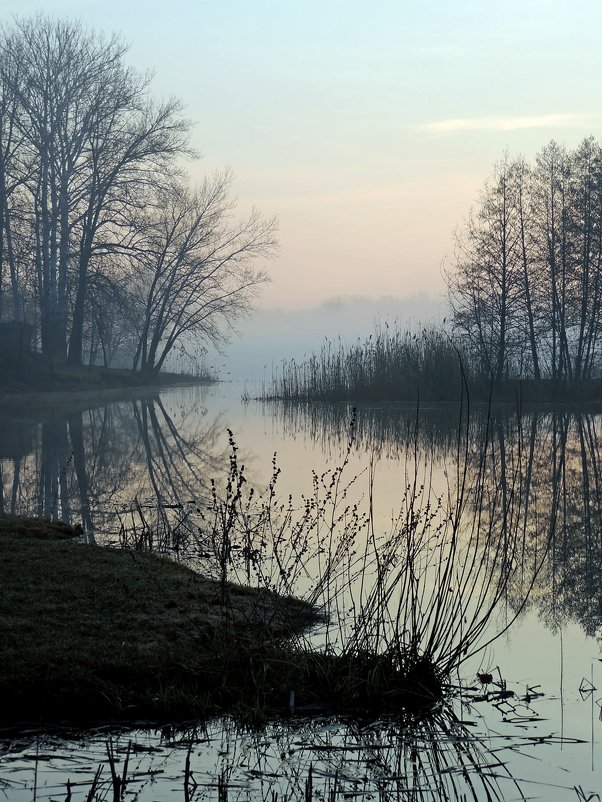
left=213, top=293, right=446, bottom=381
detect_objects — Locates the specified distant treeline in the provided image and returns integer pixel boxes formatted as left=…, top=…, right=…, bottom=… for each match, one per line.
left=266, top=138, right=602, bottom=404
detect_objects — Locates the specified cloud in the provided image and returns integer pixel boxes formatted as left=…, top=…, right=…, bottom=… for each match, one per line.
left=419, top=114, right=589, bottom=136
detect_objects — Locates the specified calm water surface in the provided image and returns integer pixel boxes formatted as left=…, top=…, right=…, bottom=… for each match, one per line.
left=0, top=382, right=600, bottom=801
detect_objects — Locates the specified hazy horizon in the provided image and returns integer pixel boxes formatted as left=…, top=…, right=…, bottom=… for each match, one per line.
left=207, top=291, right=446, bottom=382
left=3, top=0, right=601, bottom=321
left=3, top=1, right=602, bottom=382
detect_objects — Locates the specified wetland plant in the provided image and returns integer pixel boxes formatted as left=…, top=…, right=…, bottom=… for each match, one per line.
left=259, top=323, right=481, bottom=404
left=37, top=704, right=530, bottom=802
left=183, top=400, right=530, bottom=715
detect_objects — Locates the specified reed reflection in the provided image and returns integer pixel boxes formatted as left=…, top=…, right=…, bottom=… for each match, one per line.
left=265, top=399, right=489, bottom=459
left=1, top=702, right=532, bottom=802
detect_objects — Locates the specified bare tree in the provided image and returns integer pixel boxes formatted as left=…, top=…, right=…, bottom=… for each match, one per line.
left=0, top=28, right=27, bottom=320
left=448, top=139, right=602, bottom=383
left=447, top=156, right=524, bottom=382
left=531, top=141, right=574, bottom=380
left=0, top=16, right=277, bottom=372
left=512, top=157, right=542, bottom=379
left=567, top=137, right=602, bottom=380
left=128, top=172, right=277, bottom=377
left=0, top=16, right=192, bottom=359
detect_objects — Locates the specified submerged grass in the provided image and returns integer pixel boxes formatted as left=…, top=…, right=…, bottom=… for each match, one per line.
left=16, top=704, right=531, bottom=802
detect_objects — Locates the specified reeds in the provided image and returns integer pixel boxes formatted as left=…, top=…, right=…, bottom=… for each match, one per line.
left=260, top=324, right=482, bottom=404
left=46, top=706, right=530, bottom=802
left=186, top=392, right=531, bottom=714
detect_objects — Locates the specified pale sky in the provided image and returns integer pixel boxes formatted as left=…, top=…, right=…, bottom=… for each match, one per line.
left=2, top=0, right=602, bottom=374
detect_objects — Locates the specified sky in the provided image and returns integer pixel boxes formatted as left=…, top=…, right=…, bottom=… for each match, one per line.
left=2, top=0, right=602, bottom=376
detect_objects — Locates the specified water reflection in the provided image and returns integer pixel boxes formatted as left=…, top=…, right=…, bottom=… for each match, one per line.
left=498, top=410, right=602, bottom=638
left=2, top=659, right=599, bottom=801
left=273, top=402, right=602, bottom=641
left=1, top=388, right=601, bottom=798
left=0, top=388, right=229, bottom=544
left=2, top=391, right=602, bottom=641
left=265, top=399, right=485, bottom=459
left=0, top=700, right=540, bottom=801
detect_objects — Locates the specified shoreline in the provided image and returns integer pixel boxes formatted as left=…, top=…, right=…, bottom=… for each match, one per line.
left=0, top=515, right=444, bottom=730
left=0, top=515, right=320, bottom=728
left=0, top=351, right=215, bottom=397
left=0, top=381, right=210, bottom=419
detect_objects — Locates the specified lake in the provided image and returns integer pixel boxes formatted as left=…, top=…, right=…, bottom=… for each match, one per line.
left=0, top=381, right=600, bottom=801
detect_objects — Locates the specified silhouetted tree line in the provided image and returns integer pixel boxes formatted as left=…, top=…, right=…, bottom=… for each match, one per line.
left=0, top=17, right=276, bottom=374
left=447, top=138, right=602, bottom=383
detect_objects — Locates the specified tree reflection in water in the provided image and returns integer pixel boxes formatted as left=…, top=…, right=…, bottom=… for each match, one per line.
left=2, top=394, right=601, bottom=639
left=272, top=401, right=602, bottom=641
left=1, top=392, right=601, bottom=799
left=0, top=390, right=229, bottom=547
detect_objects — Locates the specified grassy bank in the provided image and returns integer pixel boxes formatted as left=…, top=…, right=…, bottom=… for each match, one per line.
left=0, top=351, right=212, bottom=395
left=0, top=515, right=319, bottom=726
left=0, top=510, right=453, bottom=729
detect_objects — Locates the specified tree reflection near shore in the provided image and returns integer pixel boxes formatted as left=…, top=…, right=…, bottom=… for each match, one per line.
left=0, top=389, right=229, bottom=545
left=271, top=401, right=602, bottom=641
left=2, top=391, right=602, bottom=641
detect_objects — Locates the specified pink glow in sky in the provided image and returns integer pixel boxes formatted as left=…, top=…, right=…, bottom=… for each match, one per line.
left=4, top=0, right=602, bottom=318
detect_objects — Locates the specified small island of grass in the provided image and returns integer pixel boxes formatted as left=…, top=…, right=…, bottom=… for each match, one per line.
left=1, top=513, right=451, bottom=729
left=0, top=515, right=318, bottom=726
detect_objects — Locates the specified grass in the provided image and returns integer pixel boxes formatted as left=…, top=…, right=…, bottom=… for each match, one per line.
left=259, top=320, right=602, bottom=406
left=0, top=514, right=444, bottom=727
left=259, top=324, right=480, bottom=404
left=0, top=350, right=214, bottom=395
left=0, top=515, right=318, bottom=726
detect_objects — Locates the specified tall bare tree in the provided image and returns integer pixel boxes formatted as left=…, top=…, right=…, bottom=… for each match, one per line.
left=447, top=156, right=524, bottom=381
left=568, top=137, right=602, bottom=380
left=128, top=172, right=277, bottom=377
left=531, top=141, right=574, bottom=380
left=0, top=16, right=192, bottom=358
left=0, top=17, right=277, bottom=371
left=0, top=28, right=27, bottom=321
left=449, top=139, right=602, bottom=383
